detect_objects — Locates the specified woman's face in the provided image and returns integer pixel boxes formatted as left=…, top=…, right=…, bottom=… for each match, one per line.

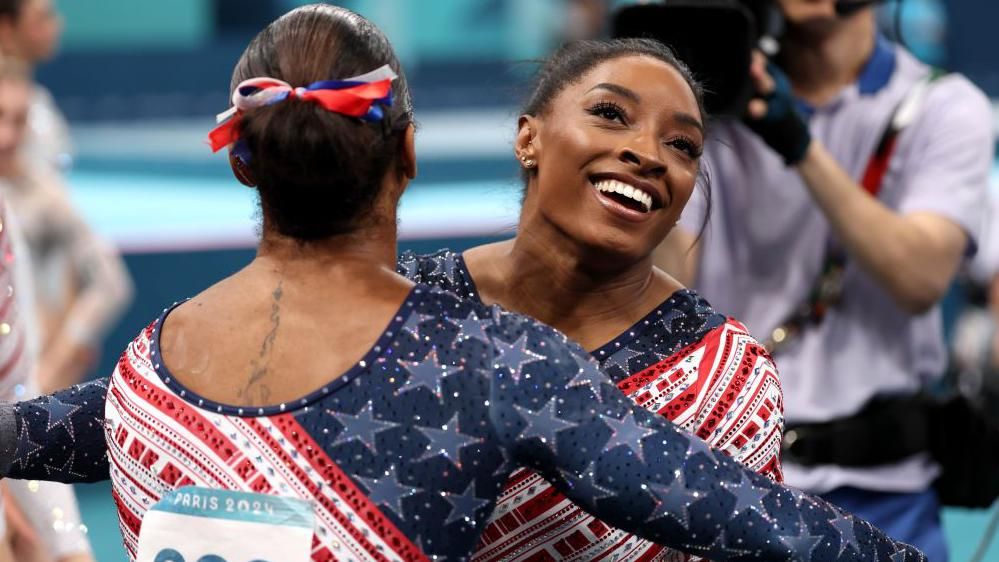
left=520, top=55, right=703, bottom=266
left=3, top=0, right=61, bottom=63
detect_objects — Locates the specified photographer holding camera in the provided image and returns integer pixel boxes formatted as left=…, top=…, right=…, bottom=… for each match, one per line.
left=650, top=0, right=995, bottom=559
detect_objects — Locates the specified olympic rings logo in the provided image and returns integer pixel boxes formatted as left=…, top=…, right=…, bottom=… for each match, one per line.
left=154, top=549, right=271, bottom=562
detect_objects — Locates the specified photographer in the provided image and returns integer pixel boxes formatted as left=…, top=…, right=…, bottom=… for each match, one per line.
left=656, top=0, right=994, bottom=559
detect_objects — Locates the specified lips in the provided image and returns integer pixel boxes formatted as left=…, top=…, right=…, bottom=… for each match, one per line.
left=589, top=173, right=666, bottom=215
left=593, top=179, right=653, bottom=212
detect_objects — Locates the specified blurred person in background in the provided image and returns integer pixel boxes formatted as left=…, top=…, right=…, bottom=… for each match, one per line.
left=949, top=193, right=999, bottom=429
left=0, top=0, right=69, bottom=172
left=0, top=59, right=92, bottom=562
left=0, top=0, right=132, bottom=396
left=656, top=0, right=994, bottom=560
left=563, top=0, right=609, bottom=42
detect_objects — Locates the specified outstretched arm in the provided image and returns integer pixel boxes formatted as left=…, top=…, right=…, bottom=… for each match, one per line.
left=0, top=378, right=110, bottom=483
left=489, top=321, right=924, bottom=561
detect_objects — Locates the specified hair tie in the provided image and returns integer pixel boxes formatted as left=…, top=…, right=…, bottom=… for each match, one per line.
left=208, top=64, right=398, bottom=153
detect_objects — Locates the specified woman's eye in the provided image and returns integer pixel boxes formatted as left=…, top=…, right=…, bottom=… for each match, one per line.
left=588, top=102, right=626, bottom=124
left=668, top=137, right=703, bottom=158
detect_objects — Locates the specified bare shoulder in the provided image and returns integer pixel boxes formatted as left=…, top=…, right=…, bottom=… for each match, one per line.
left=161, top=274, right=263, bottom=346
left=461, top=239, right=513, bottom=269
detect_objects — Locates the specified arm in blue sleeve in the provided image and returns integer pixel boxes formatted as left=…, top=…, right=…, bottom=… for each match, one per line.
left=0, top=378, right=110, bottom=483
left=488, top=320, right=925, bottom=562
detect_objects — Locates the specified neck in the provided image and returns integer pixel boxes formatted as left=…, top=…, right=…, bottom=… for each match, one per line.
left=491, top=211, right=662, bottom=339
left=780, top=9, right=877, bottom=105
left=255, top=221, right=399, bottom=279
left=0, top=44, right=36, bottom=71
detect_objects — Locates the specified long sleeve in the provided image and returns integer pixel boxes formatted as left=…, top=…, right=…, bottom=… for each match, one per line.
left=0, top=378, right=110, bottom=483
left=4, top=383, right=94, bottom=558
left=0, top=200, right=95, bottom=557
left=487, top=319, right=925, bottom=562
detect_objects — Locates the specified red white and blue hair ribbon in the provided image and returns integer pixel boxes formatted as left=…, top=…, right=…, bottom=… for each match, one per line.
left=208, top=64, right=398, bottom=153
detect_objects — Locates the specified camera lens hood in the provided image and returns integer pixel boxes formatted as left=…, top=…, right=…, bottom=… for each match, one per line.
left=612, top=0, right=759, bottom=117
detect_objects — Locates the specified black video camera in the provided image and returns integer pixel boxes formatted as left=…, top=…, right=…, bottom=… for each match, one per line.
left=612, top=0, right=884, bottom=116
left=612, top=0, right=773, bottom=117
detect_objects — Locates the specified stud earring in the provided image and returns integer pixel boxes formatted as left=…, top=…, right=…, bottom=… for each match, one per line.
left=520, top=155, right=536, bottom=169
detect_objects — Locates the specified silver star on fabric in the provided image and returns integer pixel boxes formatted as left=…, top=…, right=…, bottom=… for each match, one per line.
left=434, top=253, right=461, bottom=286
left=398, top=348, right=461, bottom=396
left=723, top=471, right=770, bottom=516
left=659, top=307, right=687, bottom=332
left=400, top=313, right=436, bottom=342
left=329, top=401, right=399, bottom=454
left=356, top=468, right=420, bottom=521
left=491, top=447, right=518, bottom=479
left=684, top=432, right=717, bottom=463
left=681, top=531, right=749, bottom=559
left=779, top=525, right=823, bottom=562
left=514, top=398, right=575, bottom=449
left=44, top=451, right=85, bottom=480
left=559, top=462, right=613, bottom=505
left=444, top=480, right=489, bottom=526
left=416, top=412, right=481, bottom=467
left=454, top=312, right=492, bottom=344
left=567, top=355, right=608, bottom=401
left=600, top=411, right=655, bottom=462
left=645, top=472, right=699, bottom=528
left=89, top=378, right=110, bottom=391
left=44, top=395, right=81, bottom=440
left=829, top=514, right=861, bottom=555
left=12, top=423, right=41, bottom=470
left=397, top=257, right=418, bottom=279
left=493, top=333, right=545, bottom=382
left=601, top=347, right=645, bottom=373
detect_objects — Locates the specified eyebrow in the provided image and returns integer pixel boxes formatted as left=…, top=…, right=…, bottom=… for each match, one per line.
left=586, top=82, right=704, bottom=135
left=674, top=112, right=705, bottom=135
left=587, top=82, right=640, bottom=103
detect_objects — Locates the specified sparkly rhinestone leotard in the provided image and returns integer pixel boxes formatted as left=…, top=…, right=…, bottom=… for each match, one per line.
left=0, top=257, right=925, bottom=561
left=400, top=249, right=785, bottom=561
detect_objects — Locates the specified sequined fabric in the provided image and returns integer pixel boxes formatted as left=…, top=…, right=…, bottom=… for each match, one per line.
left=6, top=378, right=111, bottom=482
left=0, top=248, right=925, bottom=560
left=97, top=286, right=922, bottom=561
left=401, top=250, right=785, bottom=561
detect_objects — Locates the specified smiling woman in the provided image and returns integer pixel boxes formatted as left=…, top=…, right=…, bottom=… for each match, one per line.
left=399, top=39, right=787, bottom=561
left=510, top=42, right=706, bottom=271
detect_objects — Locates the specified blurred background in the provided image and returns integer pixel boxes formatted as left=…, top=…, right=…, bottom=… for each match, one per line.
left=18, top=0, right=999, bottom=560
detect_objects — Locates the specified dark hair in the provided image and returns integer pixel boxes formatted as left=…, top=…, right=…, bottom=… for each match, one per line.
left=522, top=38, right=705, bottom=122
left=520, top=38, right=712, bottom=243
left=0, top=0, right=24, bottom=21
left=232, top=4, right=413, bottom=241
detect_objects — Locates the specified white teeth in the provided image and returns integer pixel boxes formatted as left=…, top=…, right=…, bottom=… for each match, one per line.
left=593, top=179, right=653, bottom=212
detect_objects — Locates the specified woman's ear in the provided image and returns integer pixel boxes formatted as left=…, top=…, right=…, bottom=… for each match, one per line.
left=515, top=115, right=538, bottom=169
left=400, top=123, right=417, bottom=180
left=229, top=152, right=256, bottom=187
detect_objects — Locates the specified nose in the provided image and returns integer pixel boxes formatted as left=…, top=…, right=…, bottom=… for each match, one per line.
left=618, top=135, right=666, bottom=179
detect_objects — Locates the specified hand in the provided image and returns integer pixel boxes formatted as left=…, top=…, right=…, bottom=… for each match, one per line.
left=743, top=51, right=812, bottom=165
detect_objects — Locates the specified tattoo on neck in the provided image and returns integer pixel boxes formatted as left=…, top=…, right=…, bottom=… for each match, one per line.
left=241, top=281, right=283, bottom=405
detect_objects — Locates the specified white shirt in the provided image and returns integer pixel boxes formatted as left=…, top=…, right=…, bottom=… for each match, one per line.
left=680, top=39, right=995, bottom=493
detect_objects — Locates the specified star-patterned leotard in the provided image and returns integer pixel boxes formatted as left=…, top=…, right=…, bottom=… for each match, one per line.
left=399, top=249, right=784, bottom=561
left=5, top=285, right=922, bottom=561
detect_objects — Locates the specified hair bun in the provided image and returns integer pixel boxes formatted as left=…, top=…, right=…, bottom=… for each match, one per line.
left=229, top=4, right=412, bottom=241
